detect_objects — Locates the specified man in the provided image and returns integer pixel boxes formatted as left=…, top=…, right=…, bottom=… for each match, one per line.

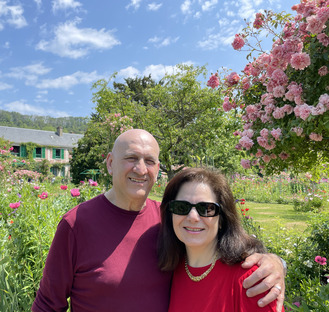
left=32, top=129, right=285, bottom=312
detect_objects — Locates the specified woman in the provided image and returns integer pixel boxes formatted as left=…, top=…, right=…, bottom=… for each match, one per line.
left=158, top=167, right=283, bottom=311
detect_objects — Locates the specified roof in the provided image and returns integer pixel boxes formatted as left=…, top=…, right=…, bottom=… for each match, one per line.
left=0, top=126, right=84, bottom=148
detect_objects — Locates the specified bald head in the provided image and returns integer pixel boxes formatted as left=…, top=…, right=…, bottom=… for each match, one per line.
left=105, top=129, right=160, bottom=211
left=112, top=129, right=160, bottom=157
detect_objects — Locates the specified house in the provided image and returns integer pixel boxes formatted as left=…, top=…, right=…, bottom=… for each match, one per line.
left=0, top=125, right=83, bottom=177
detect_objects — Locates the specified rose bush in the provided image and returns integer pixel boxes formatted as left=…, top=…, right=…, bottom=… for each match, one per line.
left=209, top=0, right=329, bottom=177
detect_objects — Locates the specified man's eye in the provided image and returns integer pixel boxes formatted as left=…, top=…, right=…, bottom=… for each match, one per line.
left=146, top=159, right=156, bottom=165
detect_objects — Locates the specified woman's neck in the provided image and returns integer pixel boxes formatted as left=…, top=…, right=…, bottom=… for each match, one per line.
left=185, top=243, right=218, bottom=268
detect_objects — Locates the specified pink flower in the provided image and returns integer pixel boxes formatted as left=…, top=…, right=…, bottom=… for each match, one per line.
left=315, top=256, right=327, bottom=265
left=272, top=107, right=285, bottom=119
left=39, top=192, right=48, bottom=199
left=71, top=188, right=80, bottom=197
left=60, top=185, right=68, bottom=190
left=253, top=13, right=264, bottom=29
left=318, top=66, right=328, bottom=76
left=309, top=133, right=323, bottom=141
left=91, top=181, right=98, bottom=186
left=273, top=86, right=285, bottom=98
left=292, top=127, right=303, bottom=136
left=260, top=128, right=269, bottom=138
left=279, top=152, right=289, bottom=160
left=317, top=33, right=329, bottom=47
left=271, top=128, right=282, bottom=140
left=80, top=181, right=85, bottom=184
left=225, top=72, right=240, bottom=86
left=9, top=147, right=14, bottom=151
left=34, top=186, right=40, bottom=190
left=290, top=52, right=311, bottom=70
left=262, top=155, right=271, bottom=163
left=293, top=302, right=301, bottom=308
left=241, top=159, right=251, bottom=169
left=255, top=149, right=263, bottom=158
left=306, top=15, right=326, bottom=34
left=239, top=136, right=254, bottom=150
left=207, top=73, right=220, bottom=89
left=223, top=97, right=233, bottom=112
left=9, top=202, right=20, bottom=209
left=232, top=34, right=245, bottom=50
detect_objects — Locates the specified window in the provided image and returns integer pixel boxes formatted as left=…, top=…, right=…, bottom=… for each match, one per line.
left=53, top=148, right=64, bottom=159
left=35, top=147, right=42, bottom=158
left=11, top=146, right=20, bottom=156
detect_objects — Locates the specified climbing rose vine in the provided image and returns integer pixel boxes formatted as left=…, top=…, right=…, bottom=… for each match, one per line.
left=208, top=0, right=329, bottom=176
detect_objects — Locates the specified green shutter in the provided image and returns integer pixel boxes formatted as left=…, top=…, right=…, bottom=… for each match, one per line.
left=42, top=147, right=45, bottom=158
left=61, top=149, right=64, bottom=159
left=33, top=148, right=36, bottom=158
left=20, top=145, right=27, bottom=157
left=52, top=148, right=56, bottom=159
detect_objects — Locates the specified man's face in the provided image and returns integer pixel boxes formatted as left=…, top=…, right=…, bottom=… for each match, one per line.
left=106, top=131, right=160, bottom=209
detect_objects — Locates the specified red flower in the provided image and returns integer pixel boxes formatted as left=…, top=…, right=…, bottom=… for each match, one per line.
left=39, top=192, right=48, bottom=199
left=8, top=235, right=11, bottom=240
left=241, top=202, right=245, bottom=205
left=60, top=185, right=68, bottom=190
left=241, top=209, right=245, bottom=212
left=245, top=208, right=249, bottom=211
left=70, top=188, right=80, bottom=197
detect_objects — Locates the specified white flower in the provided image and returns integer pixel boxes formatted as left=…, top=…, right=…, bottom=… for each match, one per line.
left=303, top=260, right=313, bottom=268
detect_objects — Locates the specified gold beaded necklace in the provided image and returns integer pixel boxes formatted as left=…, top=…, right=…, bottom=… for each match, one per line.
left=185, top=250, right=219, bottom=282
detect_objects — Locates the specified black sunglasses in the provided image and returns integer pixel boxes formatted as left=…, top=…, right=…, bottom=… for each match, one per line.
left=169, top=200, right=221, bottom=217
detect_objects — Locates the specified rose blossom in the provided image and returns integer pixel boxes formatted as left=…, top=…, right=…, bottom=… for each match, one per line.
left=260, top=128, right=269, bottom=138
left=253, top=12, right=264, bottom=29
left=309, top=133, right=323, bottom=141
left=279, top=152, right=289, bottom=160
left=241, top=159, right=251, bottom=169
left=271, top=128, right=282, bottom=140
left=318, top=66, right=328, bottom=76
left=223, top=97, right=233, bottom=112
left=319, top=93, right=329, bottom=109
left=292, top=127, right=303, bottom=136
left=306, top=15, right=326, bottom=34
left=262, top=155, right=271, bottom=163
left=290, top=52, right=311, bottom=70
left=232, top=34, right=245, bottom=50
left=273, top=86, right=286, bottom=98
left=225, top=72, right=240, bottom=86
left=207, top=73, right=220, bottom=89
left=255, top=149, right=263, bottom=157
left=317, top=33, right=329, bottom=47
left=239, top=136, right=254, bottom=150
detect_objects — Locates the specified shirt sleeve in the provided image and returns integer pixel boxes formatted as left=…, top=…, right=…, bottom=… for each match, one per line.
left=235, top=265, right=281, bottom=312
left=32, top=219, right=76, bottom=312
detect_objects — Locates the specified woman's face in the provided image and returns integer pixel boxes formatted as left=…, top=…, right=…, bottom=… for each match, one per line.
left=172, top=181, right=219, bottom=254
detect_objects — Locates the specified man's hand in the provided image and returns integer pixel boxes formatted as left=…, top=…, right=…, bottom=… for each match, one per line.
left=241, top=253, right=285, bottom=312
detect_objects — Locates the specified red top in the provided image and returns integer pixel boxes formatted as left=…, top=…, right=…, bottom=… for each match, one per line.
left=169, top=259, right=284, bottom=312
left=32, top=194, right=172, bottom=312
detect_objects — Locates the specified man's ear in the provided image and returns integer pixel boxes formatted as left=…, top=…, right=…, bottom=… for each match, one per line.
left=106, top=152, right=113, bottom=175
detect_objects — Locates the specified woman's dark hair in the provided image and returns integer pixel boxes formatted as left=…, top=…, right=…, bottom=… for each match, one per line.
left=158, top=167, right=266, bottom=271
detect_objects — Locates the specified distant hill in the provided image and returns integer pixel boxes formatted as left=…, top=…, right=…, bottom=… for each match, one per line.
left=0, top=110, right=89, bottom=134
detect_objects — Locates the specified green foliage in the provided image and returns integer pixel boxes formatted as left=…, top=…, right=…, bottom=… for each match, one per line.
left=90, top=64, right=241, bottom=180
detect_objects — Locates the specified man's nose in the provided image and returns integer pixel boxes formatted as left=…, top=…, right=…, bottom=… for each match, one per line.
left=134, top=159, right=147, bottom=175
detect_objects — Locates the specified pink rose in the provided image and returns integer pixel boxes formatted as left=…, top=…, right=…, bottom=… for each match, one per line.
left=318, top=66, right=328, bottom=76
left=241, top=159, right=251, bottom=169
left=207, top=73, right=220, bottom=89
left=309, top=133, right=323, bottom=141
left=290, top=52, right=311, bottom=70
left=232, top=34, right=245, bottom=50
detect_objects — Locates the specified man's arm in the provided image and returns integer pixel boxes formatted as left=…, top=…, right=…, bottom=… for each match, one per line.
left=241, top=253, right=285, bottom=312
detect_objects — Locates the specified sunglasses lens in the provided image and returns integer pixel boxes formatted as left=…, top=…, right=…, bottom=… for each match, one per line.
left=169, top=201, right=220, bottom=217
left=197, top=203, right=218, bottom=217
left=170, top=201, right=191, bottom=215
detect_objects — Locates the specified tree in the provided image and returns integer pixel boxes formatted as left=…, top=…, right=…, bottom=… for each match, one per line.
left=90, top=64, right=241, bottom=180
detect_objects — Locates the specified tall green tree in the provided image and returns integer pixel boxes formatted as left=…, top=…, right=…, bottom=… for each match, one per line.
left=89, top=64, right=240, bottom=179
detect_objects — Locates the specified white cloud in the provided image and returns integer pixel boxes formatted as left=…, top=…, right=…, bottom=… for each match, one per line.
left=142, top=64, right=178, bottom=80
left=36, top=19, right=121, bottom=59
left=0, top=81, right=12, bottom=90
left=147, top=2, right=162, bottom=11
left=201, top=0, right=218, bottom=12
left=35, top=71, right=103, bottom=89
left=1, top=100, right=69, bottom=117
left=197, top=32, right=235, bottom=50
left=6, top=62, right=52, bottom=85
left=52, top=0, right=82, bottom=12
left=126, top=0, right=142, bottom=10
left=0, top=1, right=27, bottom=29
left=181, top=0, right=192, bottom=15
left=117, top=66, right=140, bottom=79
left=148, top=36, right=179, bottom=48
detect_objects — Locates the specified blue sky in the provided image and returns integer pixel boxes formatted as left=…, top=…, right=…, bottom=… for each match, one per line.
left=0, top=0, right=298, bottom=118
